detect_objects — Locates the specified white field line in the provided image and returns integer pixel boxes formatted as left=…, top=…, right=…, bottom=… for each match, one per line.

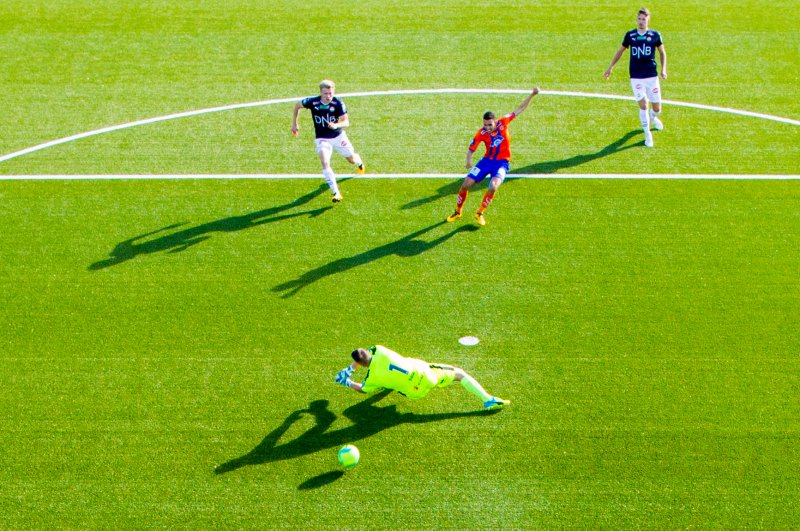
left=1, top=173, right=798, bottom=181
left=0, top=88, right=798, bottom=165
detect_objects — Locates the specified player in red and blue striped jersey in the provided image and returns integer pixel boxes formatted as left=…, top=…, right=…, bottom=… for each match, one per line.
left=446, top=87, right=539, bottom=226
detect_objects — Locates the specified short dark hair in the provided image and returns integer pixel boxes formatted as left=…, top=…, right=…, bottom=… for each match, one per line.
left=483, top=111, right=496, bottom=120
left=351, top=348, right=369, bottom=363
left=638, top=7, right=650, bottom=17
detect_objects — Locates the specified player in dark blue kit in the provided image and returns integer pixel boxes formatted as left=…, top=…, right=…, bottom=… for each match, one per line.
left=292, top=80, right=365, bottom=202
left=604, top=7, right=668, bottom=148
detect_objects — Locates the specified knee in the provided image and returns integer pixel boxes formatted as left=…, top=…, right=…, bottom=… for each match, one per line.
left=454, top=368, right=467, bottom=381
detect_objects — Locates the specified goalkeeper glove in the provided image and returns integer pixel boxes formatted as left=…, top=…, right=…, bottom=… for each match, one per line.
left=335, top=366, right=354, bottom=387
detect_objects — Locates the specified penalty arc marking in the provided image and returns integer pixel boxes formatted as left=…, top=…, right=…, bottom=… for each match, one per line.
left=0, top=88, right=798, bottom=166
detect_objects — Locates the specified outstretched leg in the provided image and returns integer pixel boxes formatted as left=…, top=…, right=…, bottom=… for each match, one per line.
left=453, top=367, right=510, bottom=410
left=447, top=178, right=476, bottom=222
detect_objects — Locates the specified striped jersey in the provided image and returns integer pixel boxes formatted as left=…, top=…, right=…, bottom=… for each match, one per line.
left=469, top=113, right=516, bottom=161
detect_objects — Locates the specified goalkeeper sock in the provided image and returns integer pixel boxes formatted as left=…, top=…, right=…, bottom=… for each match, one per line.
left=322, top=168, right=339, bottom=194
left=477, top=191, right=495, bottom=214
left=455, top=190, right=468, bottom=213
left=460, top=374, right=492, bottom=402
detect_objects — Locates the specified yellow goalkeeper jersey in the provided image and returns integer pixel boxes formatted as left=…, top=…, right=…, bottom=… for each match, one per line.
left=360, top=345, right=437, bottom=399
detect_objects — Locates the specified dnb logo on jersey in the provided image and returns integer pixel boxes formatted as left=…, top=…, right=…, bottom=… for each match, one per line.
left=491, top=135, right=505, bottom=148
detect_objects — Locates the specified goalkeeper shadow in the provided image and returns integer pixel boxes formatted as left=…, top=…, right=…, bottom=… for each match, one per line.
left=214, top=390, right=498, bottom=475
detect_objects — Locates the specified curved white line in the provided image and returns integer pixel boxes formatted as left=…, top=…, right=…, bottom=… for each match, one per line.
left=1, top=88, right=798, bottom=165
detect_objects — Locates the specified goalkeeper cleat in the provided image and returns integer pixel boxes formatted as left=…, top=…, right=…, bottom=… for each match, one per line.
left=474, top=212, right=486, bottom=226
left=357, top=162, right=365, bottom=175
left=446, top=211, right=462, bottom=222
left=332, top=192, right=343, bottom=203
left=484, top=397, right=510, bottom=410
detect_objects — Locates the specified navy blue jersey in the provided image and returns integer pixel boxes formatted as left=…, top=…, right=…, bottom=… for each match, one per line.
left=301, top=96, right=348, bottom=139
left=622, top=29, right=663, bottom=79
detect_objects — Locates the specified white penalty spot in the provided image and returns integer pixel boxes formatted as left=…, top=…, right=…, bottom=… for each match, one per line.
left=458, top=336, right=480, bottom=346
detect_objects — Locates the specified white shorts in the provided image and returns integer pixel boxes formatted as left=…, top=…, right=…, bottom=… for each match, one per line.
left=630, top=77, right=662, bottom=104
left=315, top=132, right=355, bottom=159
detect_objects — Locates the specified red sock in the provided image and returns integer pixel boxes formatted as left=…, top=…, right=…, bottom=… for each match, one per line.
left=477, top=191, right=495, bottom=213
left=455, top=190, right=468, bottom=213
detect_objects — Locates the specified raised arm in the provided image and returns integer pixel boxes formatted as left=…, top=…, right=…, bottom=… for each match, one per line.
left=513, top=87, right=540, bottom=116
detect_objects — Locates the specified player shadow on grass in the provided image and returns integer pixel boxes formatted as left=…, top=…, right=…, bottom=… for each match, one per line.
left=88, top=184, right=332, bottom=270
left=271, top=221, right=479, bottom=298
left=399, top=130, right=640, bottom=210
left=510, top=129, right=642, bottom=175
left=214, top=390, right=498, bottom=477
left=399, top=179, right=464, bottom=210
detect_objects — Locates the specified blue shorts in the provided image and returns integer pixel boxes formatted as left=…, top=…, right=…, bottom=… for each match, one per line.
left=467, top=158, right=509, bottom=184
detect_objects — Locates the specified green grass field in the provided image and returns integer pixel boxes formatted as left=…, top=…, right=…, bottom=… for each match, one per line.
left=1, top=1, right=799, bottom=528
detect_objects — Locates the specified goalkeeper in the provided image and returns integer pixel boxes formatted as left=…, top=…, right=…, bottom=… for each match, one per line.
left=335, top=345, right=509, bottom=410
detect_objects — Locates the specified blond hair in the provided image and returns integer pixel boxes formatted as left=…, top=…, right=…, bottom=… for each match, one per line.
left=319, top=79, right=335, bottom=90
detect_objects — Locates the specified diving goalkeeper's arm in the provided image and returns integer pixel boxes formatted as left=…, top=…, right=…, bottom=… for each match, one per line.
left=335, top=363, right=364, bottom=392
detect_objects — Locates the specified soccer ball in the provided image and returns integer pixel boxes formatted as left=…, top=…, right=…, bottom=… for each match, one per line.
left=337, top=444, right=360, bottom=469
